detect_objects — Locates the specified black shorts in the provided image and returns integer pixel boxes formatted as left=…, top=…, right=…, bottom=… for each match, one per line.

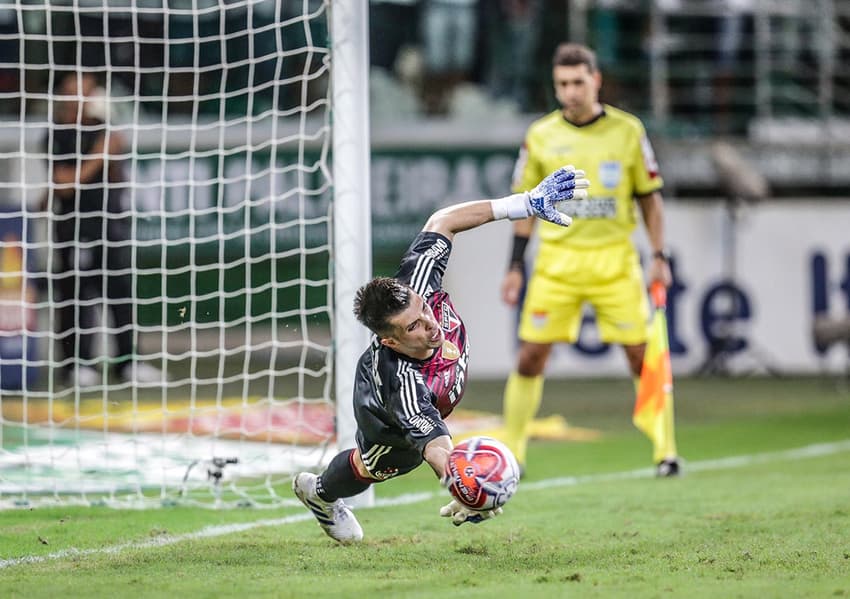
left=354, top=431, right=427, bottom=482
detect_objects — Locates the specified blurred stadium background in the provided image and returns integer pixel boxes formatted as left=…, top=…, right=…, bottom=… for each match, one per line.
left=0, top=0, right=849, bottom=507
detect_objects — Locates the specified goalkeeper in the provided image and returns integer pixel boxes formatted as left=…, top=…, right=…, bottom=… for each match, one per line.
left=500, top=43, right=680, bottom=477
left=293, top=166, right=589, bottom=544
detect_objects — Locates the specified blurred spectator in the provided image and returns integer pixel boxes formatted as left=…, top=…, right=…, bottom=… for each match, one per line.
left=419, top=0, right=479, bottom=115
left=483, top=0, right=542, bottom=113
left=370, top=0, right=422, bottom=72
left=43, top=70, right=165, bottom=387
left=712, top=0, right=748, bottom=133
left=0, top=7, right=19, bottom=116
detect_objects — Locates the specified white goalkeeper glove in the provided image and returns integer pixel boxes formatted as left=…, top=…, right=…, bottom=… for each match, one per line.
left=490, top=165, right=589, bottom=226
left=439, top=499, right=503, bottom=527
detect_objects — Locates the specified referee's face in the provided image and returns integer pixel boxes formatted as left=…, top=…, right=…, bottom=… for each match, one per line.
left=553, top=64, right=602, bottom=125
left=381, top=293, right=444, bottom=359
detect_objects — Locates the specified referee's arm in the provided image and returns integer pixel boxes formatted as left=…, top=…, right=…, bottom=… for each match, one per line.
left=637, top=191, right=672, bottom=287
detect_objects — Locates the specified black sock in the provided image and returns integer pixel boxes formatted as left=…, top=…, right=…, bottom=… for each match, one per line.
left=316, top=449, right=372, bottom=502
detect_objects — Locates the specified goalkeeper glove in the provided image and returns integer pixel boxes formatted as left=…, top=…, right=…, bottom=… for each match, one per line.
left=439, top=499, right=503, bottom=527
left=490, top=165, right=589, bottom=226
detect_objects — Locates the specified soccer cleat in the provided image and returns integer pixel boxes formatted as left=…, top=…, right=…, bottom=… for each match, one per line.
left=122, top=362, right=167, bottom=384
left=292, top=472, right=363, bottom=544
left=655, top=458, right=681, bottom=478
left=69, top=365, right=100, bottom=388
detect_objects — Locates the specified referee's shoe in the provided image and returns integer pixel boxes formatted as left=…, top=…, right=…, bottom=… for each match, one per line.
left=293, top=473, right=363, bottom=544
left=655, top=458, right=682, bottom=477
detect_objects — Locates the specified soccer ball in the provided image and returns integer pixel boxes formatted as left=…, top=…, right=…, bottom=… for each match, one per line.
left=444, top=436, right=520, bottom=512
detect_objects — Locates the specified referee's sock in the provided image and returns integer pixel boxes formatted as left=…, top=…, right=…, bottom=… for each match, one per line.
left=502, top=372, right=545, bottom=466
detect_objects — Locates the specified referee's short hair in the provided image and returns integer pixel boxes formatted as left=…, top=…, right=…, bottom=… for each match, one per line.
left=552, top=43, right=598, bottom=72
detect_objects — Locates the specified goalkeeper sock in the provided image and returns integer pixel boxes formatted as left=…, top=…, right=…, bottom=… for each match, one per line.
left=316, top=449, right=371, bottom=502
left=502, top=372, right=544, bottom=466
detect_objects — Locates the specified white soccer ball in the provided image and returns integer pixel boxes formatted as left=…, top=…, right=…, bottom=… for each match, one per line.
left=444, top=436, right=520, bottom=512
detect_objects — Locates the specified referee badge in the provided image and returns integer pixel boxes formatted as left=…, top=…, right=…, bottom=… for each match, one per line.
left=531, top=310, right=548, bottom=329
left=599, top=161, right=622, bottom=189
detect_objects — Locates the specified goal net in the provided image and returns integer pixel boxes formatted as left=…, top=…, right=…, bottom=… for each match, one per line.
left=0, top=0, right=368, bottom=509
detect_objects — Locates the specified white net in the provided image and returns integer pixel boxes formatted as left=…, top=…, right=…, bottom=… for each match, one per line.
left=0, top=0, right=340, bottom=508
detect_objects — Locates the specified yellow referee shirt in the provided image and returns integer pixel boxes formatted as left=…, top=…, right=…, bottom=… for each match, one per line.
left=512, top=105, right=663, bottom=249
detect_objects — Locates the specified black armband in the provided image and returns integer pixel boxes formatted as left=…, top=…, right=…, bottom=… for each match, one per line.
left=509, top=235, right=530, bottom=271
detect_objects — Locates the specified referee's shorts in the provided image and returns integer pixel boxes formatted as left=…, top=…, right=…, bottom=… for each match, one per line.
left=518, top=241, right=650, bottom=346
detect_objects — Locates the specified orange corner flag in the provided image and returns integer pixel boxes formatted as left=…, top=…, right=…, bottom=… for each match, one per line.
left=633, top=282, right=678, bottom=463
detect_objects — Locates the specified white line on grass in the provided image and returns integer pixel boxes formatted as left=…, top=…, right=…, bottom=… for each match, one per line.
left=2, top=439, right=849, bottom=569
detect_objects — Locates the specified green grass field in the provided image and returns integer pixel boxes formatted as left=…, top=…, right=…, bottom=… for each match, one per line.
left=1, top=375, right=849, bottom=598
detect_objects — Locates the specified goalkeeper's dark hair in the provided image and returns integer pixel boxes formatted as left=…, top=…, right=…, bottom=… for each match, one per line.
left=552, top=42, right=598, bottom=73
left=353, top=277, right=413, bottom=337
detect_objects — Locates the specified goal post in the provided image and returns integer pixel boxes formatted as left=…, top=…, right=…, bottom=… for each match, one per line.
left=0, top=0, right=371, bottom=509
left=330, top=1, right=373, bottom=506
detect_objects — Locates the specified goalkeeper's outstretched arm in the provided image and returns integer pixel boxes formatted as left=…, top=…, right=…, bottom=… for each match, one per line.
left=422, top=165, right=589, bottom=240
left=423, top=435, right=453, bottom=479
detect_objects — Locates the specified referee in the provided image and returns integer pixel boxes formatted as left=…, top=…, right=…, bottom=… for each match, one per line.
left=500, top=43, right=680, bottom=477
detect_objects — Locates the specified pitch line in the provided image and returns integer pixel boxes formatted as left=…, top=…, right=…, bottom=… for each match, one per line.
left=2, top=439, right=849, bottom=570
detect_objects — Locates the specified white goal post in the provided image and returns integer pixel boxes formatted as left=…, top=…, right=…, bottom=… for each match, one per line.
left=330, top=1, right=373, bottom=507
left=0, top=0, right=371, bottom=509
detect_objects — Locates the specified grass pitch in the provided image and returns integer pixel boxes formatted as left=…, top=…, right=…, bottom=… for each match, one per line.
left=1, top=375, right=848, bottom=598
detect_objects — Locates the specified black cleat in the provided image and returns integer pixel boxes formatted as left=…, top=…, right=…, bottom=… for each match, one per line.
left=655, top=458, right=681, bottom=478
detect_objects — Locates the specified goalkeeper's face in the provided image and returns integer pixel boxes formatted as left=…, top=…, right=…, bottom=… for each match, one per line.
left=381, top=293, right=444, bottom=358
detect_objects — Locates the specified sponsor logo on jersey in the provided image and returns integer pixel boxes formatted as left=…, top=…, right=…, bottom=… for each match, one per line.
left=447, top=346, right=469, bottom=405
left=440, top=302, right=461, bottom=332
left=559, top=196, right=616, bottom=219
left=409, top=413, right=436, bottom=435
left=441, top=339, right=460, bottom=360
left=423, top=238, right=449, bottom=260
left=599, top=160, right=622, bottom=189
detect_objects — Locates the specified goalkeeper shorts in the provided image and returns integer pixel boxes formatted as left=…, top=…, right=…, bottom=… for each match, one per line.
left=518, top=241, right=650, bottom=346
left=354, top=433, right=427, bottom=482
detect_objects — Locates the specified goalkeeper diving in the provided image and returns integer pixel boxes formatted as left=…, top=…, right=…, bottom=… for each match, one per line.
left=293, top=166, right=589, bottom=543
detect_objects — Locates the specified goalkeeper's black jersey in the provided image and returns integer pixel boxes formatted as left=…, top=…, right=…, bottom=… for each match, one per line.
left=352, top=231, right=469, bottom=459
